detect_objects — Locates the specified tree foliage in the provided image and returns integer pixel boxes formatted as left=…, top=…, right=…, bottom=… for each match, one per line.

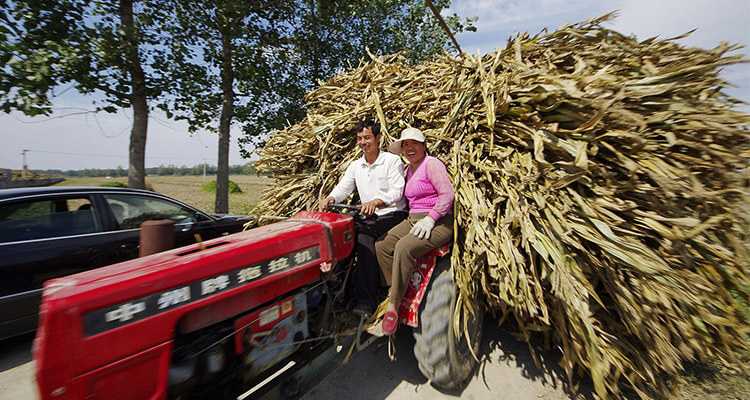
left=2, top=0, right=475, bottom=210
left=158, top=0, right=474, bottom=212
left=1, top=0, right=170, bottom=189
left=0, top=0, right=80, bottom=115
left=291, top=0, right=475, bottom=87
left=237, top=0, right=476, bottom=147
left=1, top=1, right=169, bottom=111
left=158, top=1, right=292, bottom=133
left=157, top=0, right=295, bottom=212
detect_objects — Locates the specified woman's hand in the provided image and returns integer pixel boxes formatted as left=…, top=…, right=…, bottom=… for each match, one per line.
left=410, top=216, right=435, bottom=240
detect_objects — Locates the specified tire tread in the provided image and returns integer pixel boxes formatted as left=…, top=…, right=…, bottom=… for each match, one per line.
left=413, top=258, right=481, bottom=390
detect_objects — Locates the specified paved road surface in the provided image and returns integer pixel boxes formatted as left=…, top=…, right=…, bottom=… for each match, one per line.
left=0, top=332, right=37, bottom=400
left=1, top=317, right=596, bottom=400
left=301, top=316, right=594, bottom=400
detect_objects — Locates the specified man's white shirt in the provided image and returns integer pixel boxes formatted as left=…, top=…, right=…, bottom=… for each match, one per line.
left=328, top=150, right=407, bottom=216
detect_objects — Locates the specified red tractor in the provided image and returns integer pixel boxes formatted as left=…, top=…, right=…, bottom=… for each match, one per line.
left=34, top=206, right=483, bottom=399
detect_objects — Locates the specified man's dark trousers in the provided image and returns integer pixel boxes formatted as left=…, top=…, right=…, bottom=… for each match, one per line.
left=354, top=210, right=407, bottom=312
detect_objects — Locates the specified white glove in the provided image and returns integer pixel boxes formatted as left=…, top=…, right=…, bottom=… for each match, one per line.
left=410, top=216, right=436, bottom=240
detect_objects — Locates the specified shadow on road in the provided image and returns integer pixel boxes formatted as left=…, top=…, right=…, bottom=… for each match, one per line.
left=301, top=325, right=427, bottom=399
left=302, top=315, right=605, bottom=400
left=476, top=316, right=598, bottom=400
left=0, top=332, right=34, bottom=372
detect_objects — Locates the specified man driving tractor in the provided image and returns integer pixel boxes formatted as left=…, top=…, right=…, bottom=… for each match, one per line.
left=318, top=119, right=407, bottom=318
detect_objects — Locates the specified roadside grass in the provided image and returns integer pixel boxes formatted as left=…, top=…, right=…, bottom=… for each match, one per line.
left=53, top=175, right=273, bottom=215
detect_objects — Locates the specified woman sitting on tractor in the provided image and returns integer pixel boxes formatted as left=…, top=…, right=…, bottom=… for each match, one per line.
left=375, top=127, right=455, bottom=336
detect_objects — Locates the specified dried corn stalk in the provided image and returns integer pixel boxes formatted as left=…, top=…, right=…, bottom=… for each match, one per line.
left=253, top=13, right=750, bottom=399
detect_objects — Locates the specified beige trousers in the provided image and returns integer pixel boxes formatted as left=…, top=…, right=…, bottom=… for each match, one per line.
left=375, top=212, right=453, bottom=304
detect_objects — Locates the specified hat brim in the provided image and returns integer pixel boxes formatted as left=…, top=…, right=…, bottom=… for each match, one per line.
left=389, top=128, right=426, bottom=155
left=388, top=137, right=425, bottom=155
left=389, top=139, right=405, bottom=155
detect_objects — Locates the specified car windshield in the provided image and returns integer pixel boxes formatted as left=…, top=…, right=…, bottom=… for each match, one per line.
left=103, top=193, right=202, bottom=230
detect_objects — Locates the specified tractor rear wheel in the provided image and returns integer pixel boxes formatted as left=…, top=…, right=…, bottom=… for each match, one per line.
left=413, top=257, right=483, bottom=389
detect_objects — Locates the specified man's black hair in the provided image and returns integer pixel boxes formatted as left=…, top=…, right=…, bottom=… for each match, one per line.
left=356, top=119, right=380, bottom=136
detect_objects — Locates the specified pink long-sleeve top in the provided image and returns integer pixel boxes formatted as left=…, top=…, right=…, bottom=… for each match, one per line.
left=404, top=155, right=455, bottom=221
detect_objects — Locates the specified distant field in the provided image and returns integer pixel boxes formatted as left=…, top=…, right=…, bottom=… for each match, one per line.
left=54, top=175, right=275, bottom=215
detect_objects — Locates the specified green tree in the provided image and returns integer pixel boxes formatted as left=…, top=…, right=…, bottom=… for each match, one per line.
left=1, top=0, right=75, bottom=116
left=161, top=0, right=474, bottom=213
left=290, top=0, right=474, bottom=89
left=0, top=0, right=169, bottom=189
left=236, top=0, right=475, bottom=147
left=160, top=0, right=295, bottom=213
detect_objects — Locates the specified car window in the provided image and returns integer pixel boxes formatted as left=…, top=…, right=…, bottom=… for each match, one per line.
left=0, top=196, right=99, bottom=243
left=103, top=194, right=201, bottom=230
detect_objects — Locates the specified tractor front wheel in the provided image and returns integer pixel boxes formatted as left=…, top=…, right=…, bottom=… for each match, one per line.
left=413, top=258, right=483, bottom=389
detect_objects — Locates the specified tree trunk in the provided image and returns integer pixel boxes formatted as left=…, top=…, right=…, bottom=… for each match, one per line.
left=121, top=0, right=148, bottom=190
left=215, top=16, right=234, bottom=214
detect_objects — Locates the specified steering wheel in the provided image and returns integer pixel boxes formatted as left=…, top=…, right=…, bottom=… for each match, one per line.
left=327, top=203, right=377, bottom=221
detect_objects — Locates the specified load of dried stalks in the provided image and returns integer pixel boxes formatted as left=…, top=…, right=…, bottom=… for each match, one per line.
left=253, top=14, right=750, bottom=399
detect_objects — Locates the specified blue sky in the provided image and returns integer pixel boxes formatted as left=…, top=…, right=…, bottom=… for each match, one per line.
left=2, top=0, right=748, bottom=171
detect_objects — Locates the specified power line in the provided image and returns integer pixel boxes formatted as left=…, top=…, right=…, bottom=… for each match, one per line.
left=148, top=114, right=211, bottom=149
left=7, top=101, right=214, bottom=146
left=89, top=112, right=129, bottom=139
left=11, top=109, right=96, bottom=123
left=148, top=114, right=184, bottom=133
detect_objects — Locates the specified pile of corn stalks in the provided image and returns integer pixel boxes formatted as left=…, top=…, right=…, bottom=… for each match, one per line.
left=253, top=14, right=750, bottom=399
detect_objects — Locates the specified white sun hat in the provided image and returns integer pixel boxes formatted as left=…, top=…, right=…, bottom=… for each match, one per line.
left=388, top=127, right=425, bottom=155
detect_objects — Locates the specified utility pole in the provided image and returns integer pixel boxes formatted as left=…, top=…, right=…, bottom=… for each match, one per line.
left=21, top=149, right=29, bottom=179
left=203, top=159, right=207, bottom=181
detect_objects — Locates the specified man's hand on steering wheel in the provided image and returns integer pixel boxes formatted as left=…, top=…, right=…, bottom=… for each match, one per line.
left=319, top=196, right=334, bottom=211
left=360, top=199, right=384, bottom=216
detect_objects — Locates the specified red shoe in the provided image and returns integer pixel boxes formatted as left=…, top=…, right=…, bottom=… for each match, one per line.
left=382, top=310, right=398, bottom=336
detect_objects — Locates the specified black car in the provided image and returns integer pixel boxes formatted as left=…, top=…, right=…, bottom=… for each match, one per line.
left=0, top=186, right=250, bottom=340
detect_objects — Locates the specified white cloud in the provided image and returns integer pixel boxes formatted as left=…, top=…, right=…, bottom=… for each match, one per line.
left=451, top=0, right=749, bottom=48
left=451, top=0, right=618, bottom=31
left=609, top=0, right=749, bottom=48
left=450, top=0, right=622, bottom=53
left=612, top=0, right=750, bottom=101
left=449, top=0, right=749, bottom=100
